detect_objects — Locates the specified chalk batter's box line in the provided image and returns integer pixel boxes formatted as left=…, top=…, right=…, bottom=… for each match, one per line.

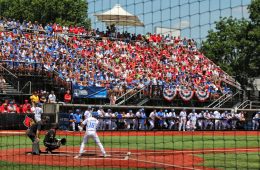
left=130, top=148, right=260, bottom=156
left=128, top=157, right=200, bottom=170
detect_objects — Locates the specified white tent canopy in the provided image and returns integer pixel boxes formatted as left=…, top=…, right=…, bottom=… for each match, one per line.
left=94, top=4, right=144, bottom=27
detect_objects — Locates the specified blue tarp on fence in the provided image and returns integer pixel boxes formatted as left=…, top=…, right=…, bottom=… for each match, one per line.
left=73, top=85, right=107, bottom=98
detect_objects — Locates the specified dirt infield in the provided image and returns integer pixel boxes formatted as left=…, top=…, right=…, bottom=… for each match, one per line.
left=0, top=146, right=259, bottom=170
left=0, top=130, right=259, bottom=136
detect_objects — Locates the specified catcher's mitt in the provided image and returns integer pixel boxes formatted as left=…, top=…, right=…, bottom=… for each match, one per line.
left=60, top=138, right=67, bottom=145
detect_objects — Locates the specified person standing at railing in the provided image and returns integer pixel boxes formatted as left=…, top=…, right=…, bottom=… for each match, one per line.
left=64, top=90, right=72, bottom=103
left=48, top=91, right=56, bottom=103
left=30, top=91, right=39, bottom=106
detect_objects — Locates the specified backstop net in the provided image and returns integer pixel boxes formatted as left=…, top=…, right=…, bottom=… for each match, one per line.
left=0, top=0, right=259, bottom=169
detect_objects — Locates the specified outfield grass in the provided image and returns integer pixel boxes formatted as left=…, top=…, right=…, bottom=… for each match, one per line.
left=0, top=134, right=259, bottom=150
left=198, top=152, right=260, bottom=170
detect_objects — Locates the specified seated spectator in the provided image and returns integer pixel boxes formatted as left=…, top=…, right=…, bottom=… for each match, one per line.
left=22, top=100, right=31, bottom=113
left=8, top=101, right=17, bottom=113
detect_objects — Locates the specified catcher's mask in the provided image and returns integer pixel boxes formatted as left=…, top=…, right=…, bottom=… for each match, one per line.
left=60, top=138, right=67, bottom=145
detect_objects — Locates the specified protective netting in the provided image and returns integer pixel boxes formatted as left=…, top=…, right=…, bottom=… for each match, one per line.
left=0, top=0, right=259, bottom=169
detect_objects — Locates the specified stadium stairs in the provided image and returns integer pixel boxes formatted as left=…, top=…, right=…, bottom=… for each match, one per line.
left=0, top=63, right=71, bottom=102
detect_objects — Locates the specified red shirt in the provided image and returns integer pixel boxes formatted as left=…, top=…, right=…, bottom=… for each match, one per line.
left=64, top=94, right=72, bottom=103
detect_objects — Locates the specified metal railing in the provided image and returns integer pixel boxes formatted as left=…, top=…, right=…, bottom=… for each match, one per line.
left=19, top=81, right=32, bottom=94
left=213, top=91, right=241, bottom=108
left=0, top=64, right=19, bottom=91
left=116, top=86, right=146, bottom=105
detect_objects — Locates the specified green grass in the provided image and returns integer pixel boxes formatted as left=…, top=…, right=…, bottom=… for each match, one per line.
left=197, top=152, right=260, bottom=170
left=0, top=135, right=260, bottom=150
left=0, top=134, right=259, bottom=170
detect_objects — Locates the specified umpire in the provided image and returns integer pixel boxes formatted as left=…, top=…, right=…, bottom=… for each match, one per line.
left=44, top=123, right=66, bottom=153
left=26, top=116, right=49, bottom=155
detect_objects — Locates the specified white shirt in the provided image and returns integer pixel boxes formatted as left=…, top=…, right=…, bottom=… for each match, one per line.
left=48, top=94, right=56, bottom=103
left=34, top=106, right=43, bottom=122
left=82, top=117, right=99, bottom=133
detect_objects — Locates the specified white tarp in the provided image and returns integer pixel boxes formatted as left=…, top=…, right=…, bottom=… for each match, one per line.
left=94, top=4, right=144, bottom=27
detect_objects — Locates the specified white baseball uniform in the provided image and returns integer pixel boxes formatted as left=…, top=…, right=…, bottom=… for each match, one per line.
left=78, top=117, right=106, bottom=156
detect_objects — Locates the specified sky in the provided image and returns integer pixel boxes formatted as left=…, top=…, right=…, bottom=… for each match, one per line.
left=87, top=0, right=251, bottom=43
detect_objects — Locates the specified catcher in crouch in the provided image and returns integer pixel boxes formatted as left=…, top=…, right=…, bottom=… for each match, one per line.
left=43, top=123, right=66, bottom=153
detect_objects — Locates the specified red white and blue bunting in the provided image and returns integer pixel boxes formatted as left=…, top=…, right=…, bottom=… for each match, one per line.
left=163, top=88, right=177, bottom=101
left=179, top=90, right=194, bottom=101
left=196, top=91, right=210, bottom=102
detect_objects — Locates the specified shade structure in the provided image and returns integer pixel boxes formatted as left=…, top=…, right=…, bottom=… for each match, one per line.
left=94, top=4, right=144, bottom=27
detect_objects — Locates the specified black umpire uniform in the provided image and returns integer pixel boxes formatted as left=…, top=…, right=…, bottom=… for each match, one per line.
left=44, top=123, right=66, bottom=153
left=26, top=120, right=45, bottom=155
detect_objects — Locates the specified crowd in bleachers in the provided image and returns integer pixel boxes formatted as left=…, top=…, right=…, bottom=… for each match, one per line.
left=0, top=17, right=235, bottom=101
left=67, top=107, right=260, bottom=131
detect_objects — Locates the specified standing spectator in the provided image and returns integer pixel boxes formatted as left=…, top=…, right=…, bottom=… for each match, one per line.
left=30, top=91, right=39, bottom=106
left=64, top=90, right=72, bottom=103
left=0, top=76, right=6, bottom=93
left=178, top=108, right=187, bottom=131
left=48, top=91, right=56, bottom=103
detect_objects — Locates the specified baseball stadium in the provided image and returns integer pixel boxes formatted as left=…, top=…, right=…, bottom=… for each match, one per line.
left=0, top=0, right=259, bottom=169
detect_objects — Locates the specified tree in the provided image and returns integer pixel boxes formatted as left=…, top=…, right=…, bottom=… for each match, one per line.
left=201, top=0, right=260, bottom=88
left=0, top=0, right=91, bottom=29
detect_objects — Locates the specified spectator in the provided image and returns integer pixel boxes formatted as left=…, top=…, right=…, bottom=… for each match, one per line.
left=64, top=90, right=72, bottom=103
left=30, top=91, right=39, bottom=106
left=22, top=100, right=31, bottom=113
left=8, top=101, right=17, bottom=113
left=48, top=91, right=56, bottom=103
